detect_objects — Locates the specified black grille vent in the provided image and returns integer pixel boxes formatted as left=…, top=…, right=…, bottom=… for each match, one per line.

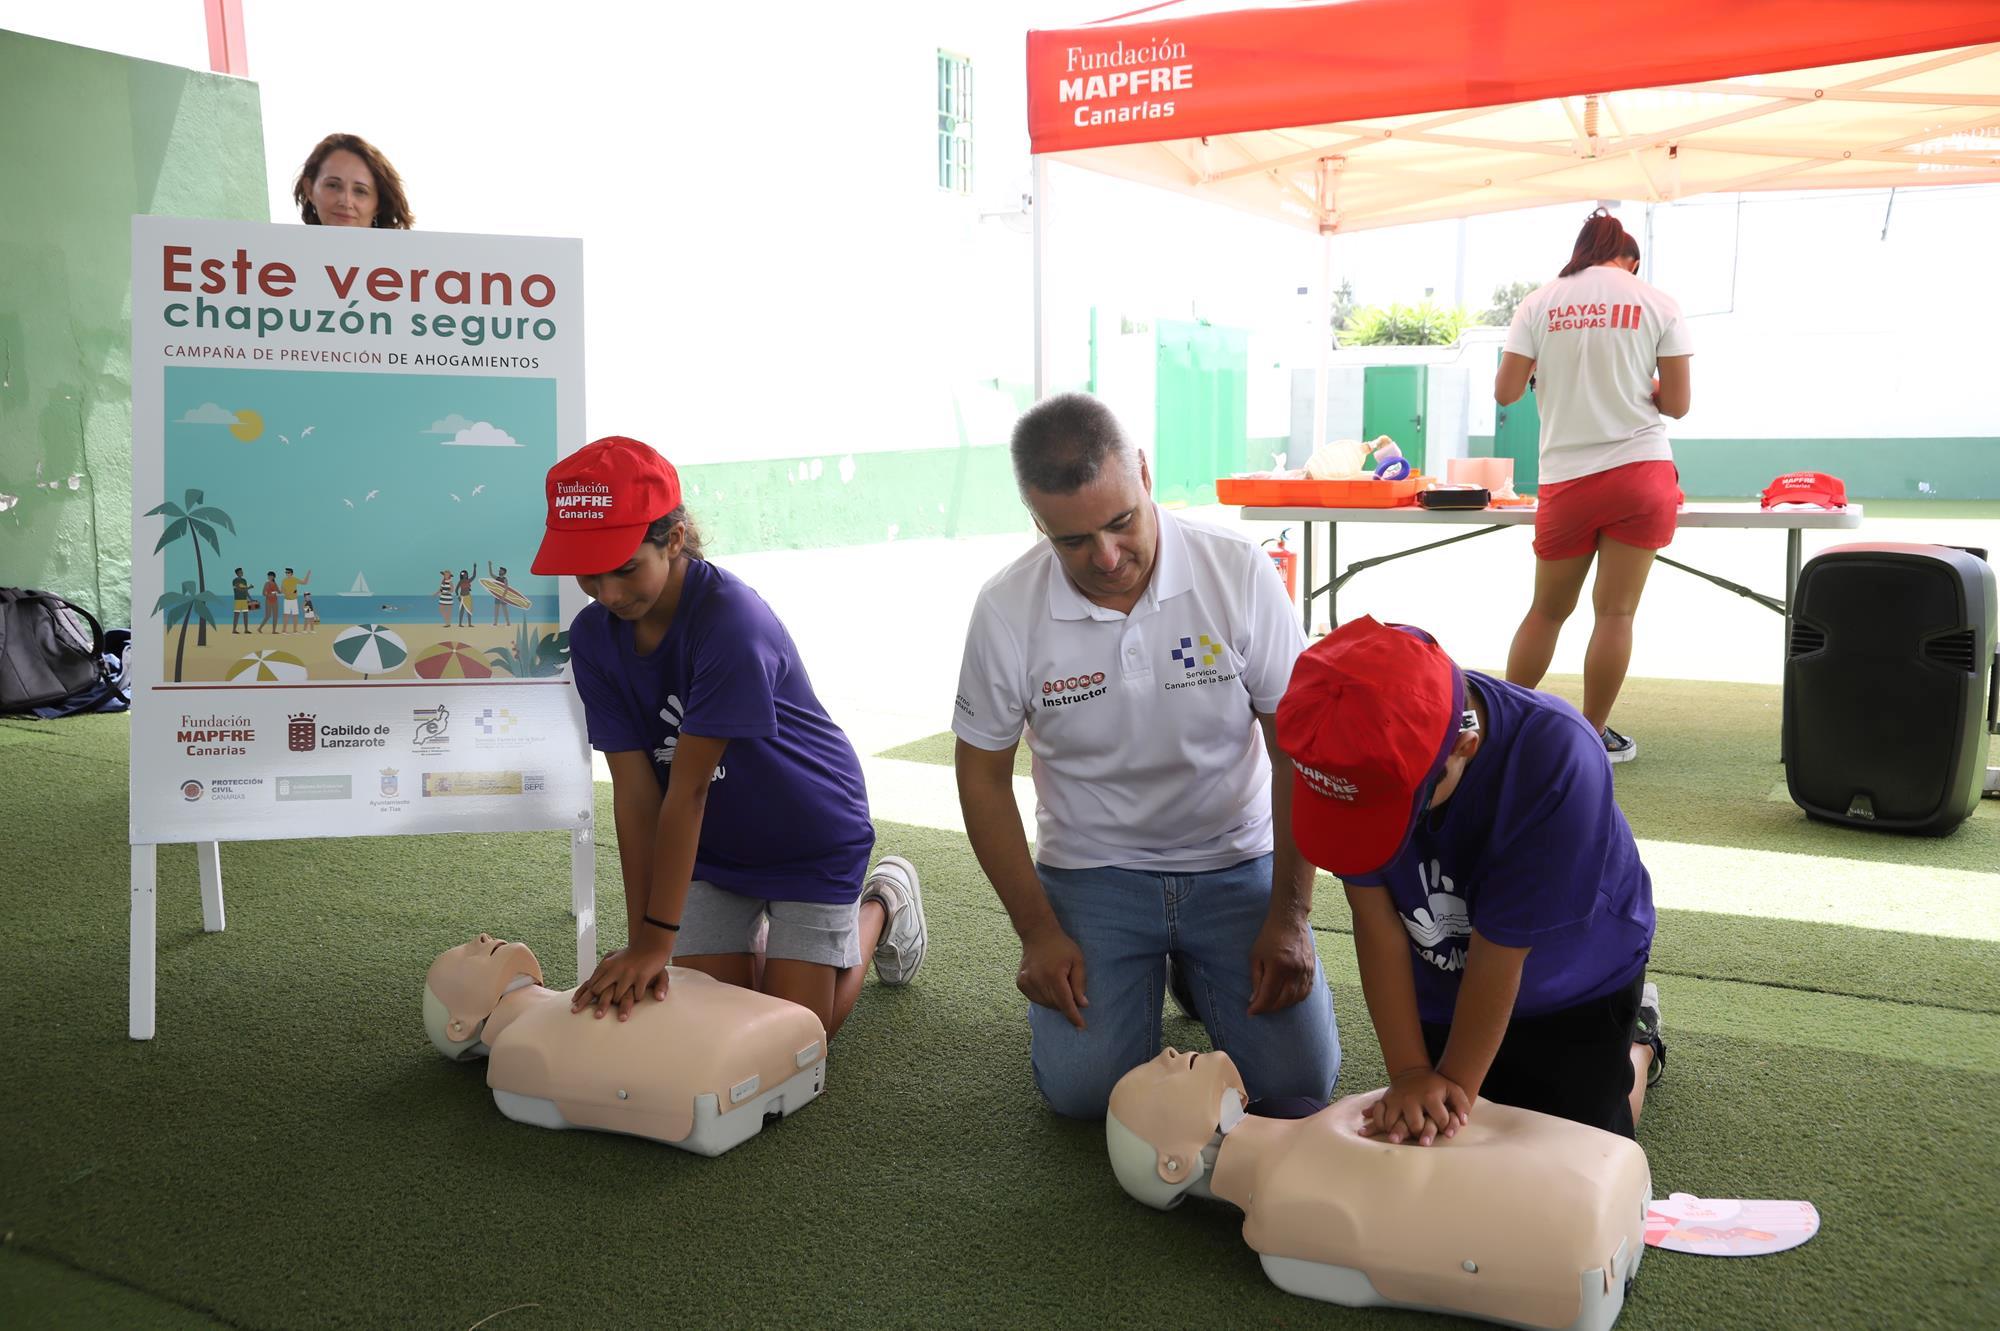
left=1922, top=629, right=1977, bottom=673
left=1788, top=622, right=1827, bottom=658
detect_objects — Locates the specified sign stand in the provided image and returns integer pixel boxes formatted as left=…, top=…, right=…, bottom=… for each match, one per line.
left=125, top=216, right=596, bottom=1041
left=130, top=831, right=596, bottom=1040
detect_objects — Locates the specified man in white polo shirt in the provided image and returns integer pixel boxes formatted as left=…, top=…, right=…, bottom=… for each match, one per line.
left=953, top=393, right=1342, bottom=1117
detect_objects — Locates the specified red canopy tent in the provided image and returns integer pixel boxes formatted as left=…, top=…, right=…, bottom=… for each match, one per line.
left=1023, top=0, right=2000, bottom=396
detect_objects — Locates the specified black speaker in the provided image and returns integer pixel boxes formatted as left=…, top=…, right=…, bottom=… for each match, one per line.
left=1783, top=542, right=1998, bottom=835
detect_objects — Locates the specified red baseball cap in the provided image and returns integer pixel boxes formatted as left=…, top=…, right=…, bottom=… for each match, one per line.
left=1275, top=617, right=1464, bottom=878
left=1760, top=471, right=1847, bottom=509
left=531, top=436, right=682, bottom=575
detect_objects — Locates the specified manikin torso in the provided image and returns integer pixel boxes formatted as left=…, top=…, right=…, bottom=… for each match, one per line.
left=1108, top=1050, right=1651, bottom=1331
left=1210, top=1098, right=1649, bottom=1330
left=425, top=935, right=827, bottom=1157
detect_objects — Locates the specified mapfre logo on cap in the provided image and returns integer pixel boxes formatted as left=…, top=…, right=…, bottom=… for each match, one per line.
left=552, top=480, right=614, bottom=523
left=1292, top=759, right=1358, bottom=802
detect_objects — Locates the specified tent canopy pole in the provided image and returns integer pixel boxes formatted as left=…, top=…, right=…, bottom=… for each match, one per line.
left=1032, top=155, right=1051, bottom=402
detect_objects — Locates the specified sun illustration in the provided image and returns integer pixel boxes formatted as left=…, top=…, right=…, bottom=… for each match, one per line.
left=229, top=409, right=264, bottom=442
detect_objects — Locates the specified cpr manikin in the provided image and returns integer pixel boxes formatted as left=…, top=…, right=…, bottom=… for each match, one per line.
left=1106, top=1050, right=1651, bottom=1331
left=424, top=934, right=827, bottom=1156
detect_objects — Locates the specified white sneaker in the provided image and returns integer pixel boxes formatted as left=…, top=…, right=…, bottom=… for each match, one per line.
left=862, top=855, right=926, bottom=986
left=1602, top=726, right=1638, bottom=764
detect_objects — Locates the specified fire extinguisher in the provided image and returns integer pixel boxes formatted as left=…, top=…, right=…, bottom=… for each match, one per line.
left=1262, top=529, right=1297, bottom=601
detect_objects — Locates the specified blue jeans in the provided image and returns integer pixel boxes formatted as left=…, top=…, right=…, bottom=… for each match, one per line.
left=1029, top=854, right=1342, bottom=1118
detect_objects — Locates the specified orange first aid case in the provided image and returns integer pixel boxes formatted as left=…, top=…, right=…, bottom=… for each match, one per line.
left=1217, top=475, right=1427, bottom=508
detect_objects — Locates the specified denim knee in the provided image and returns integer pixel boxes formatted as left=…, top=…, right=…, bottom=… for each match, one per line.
left=1031, top=1054, right=1124, bottom=1120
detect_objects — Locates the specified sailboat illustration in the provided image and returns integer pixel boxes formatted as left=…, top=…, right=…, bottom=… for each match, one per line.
left=340, top=570, right=372, bottom=597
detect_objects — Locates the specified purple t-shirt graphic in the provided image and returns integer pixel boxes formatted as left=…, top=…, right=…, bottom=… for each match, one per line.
left=569, top=559, right=874, bottom=904
left=1345, top=673, right=1654, bottom=1024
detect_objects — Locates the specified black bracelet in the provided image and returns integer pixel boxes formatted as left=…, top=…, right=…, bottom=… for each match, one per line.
left=644, top=914, right=680, bottom=933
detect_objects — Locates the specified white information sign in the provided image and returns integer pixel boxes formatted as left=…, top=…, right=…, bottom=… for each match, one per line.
left=127, top=216, right=596, bottom=1036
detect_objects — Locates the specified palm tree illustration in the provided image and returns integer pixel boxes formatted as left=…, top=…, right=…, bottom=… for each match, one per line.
left=146, top=489, right=236, bottom=647
left=154, top=581, right=227, bottom=682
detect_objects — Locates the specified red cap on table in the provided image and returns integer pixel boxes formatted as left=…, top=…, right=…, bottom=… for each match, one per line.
left=1760, top=471, right=1847, bottom=509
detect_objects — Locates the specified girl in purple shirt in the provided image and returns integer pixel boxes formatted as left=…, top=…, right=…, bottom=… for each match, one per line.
left=532, top=436, right=928, bottom=1036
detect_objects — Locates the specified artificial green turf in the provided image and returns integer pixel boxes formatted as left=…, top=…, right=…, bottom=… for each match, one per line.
left=881, top=673, right=2000, bottom=872
left=2, top=713, right=1997, bottom=1329
left=0, top=1248, right=226, bottom=1330
left=882, top=729, right=1035, bottom=779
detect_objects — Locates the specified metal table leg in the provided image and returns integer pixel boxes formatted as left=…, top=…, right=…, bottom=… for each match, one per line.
left=1784, top=528, right=1802, bottom=677
left=1326, top=521, right=1338, bottom=630
left=1300, top=520, right=1314, bottom=636
left=1782, top=528, right=1802, bottom=763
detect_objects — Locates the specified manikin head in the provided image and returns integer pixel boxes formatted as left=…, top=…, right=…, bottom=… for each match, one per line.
left=1105, top=1048, right=1249, bottom=1210
left=423, top=933, right=544, bottom=1060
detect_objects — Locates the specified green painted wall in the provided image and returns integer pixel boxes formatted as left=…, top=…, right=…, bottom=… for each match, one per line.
left=1154, top=320, right=1249, bottom=507
left=1461, top=437, right=1994, bottom=499
left=681, top=444, right=1031, bottom=555
left=0, top=32, right=267, bottom=627
left=1672, top=438, right=1999, bottom=501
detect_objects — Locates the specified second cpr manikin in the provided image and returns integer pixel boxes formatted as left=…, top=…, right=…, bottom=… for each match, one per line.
left=424, top=934, right=827, bottom=1155
left=1106, top=1048, right=1652, bottom=1331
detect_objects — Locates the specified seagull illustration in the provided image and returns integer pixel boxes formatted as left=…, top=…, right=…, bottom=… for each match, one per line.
left=364, top=489, right=380, bottom=501
left=450, top=492, right=462, bottom=502
left=277, top=434, right=290, bottom=445
left=342, top=498, right=355, bottom=508
left=471, top=484, right=486, bottom=496
left=301, top=426, right=316, bottom=437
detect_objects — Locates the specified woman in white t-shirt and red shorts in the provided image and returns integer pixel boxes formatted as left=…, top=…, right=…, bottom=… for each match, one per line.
left=1495, top=210, right=1693, bottom=763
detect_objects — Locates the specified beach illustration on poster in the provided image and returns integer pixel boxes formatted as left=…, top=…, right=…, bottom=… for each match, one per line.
left=153, top=366, right=567, bottom=685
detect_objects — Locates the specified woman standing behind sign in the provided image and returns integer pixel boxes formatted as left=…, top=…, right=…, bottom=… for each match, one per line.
left=1494, top=210, right=1693, bottom=764
left=293, top=133, right=414, bottom=230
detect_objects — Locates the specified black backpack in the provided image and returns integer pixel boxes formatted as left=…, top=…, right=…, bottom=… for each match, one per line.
left=0, top=588, right=105, bottom=714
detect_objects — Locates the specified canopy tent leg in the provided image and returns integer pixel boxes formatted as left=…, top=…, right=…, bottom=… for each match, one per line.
left=1032, top=155, right=1051, bottom=403
left=197, top=839, right=225, bottom=933
left=1313, top=231, right=1333, bottom=465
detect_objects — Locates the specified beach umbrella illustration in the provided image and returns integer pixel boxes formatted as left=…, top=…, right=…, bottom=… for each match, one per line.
left=224, top=649, right=308, bottom=683
left=332, top=623, right=409, bottom=679
left=412, top=640, right=494, bottom=679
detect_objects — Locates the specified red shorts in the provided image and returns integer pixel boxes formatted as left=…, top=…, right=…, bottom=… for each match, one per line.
left=1533, top=460, right=1682, bottom=561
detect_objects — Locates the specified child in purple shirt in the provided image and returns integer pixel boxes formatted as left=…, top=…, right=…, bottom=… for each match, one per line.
left=1277, top=617, right=1666, bottom=1142
left=532, top=436, right=928, bottom=1035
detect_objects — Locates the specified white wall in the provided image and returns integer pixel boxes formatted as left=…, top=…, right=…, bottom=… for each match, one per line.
left=0, top=0, right=1048, bottom=466
left=1314, top=188, right=2000, bottom=445
left=6, top=1, right=1997, bottom=466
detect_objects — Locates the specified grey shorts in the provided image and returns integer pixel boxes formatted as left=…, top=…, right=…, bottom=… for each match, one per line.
left=675, top=880, right=863, bottom=969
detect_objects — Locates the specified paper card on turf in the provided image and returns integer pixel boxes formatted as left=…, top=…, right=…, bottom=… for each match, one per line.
left=1644, top=1193, right=1820, bottom=1256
